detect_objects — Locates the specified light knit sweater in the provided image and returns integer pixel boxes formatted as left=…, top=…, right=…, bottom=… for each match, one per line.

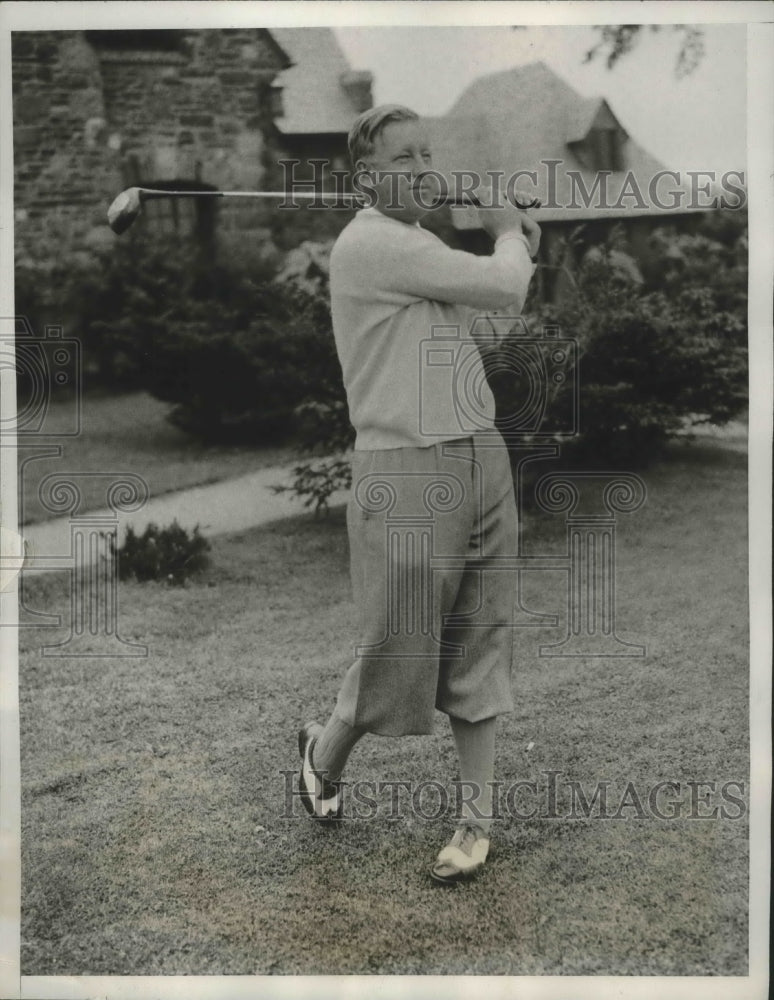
left=329, top=207, right=535, bottom=450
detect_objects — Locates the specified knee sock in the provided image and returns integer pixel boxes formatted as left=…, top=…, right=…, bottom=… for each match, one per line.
left=449, top=715, right=497, bottom=835
left=313, top=710, right=365, bottom=782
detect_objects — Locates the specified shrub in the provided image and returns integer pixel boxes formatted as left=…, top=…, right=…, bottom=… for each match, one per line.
left=117, top=521, right=211, bottom=585
left=269, top=246, right=356, bottom=510
left=144, top=270, right=344, bottom=442
left=275, top=457, right=353, bottom=513
left=513, top=217, right=747, bottom=466
left=17, top=231, right=346, bottom=445
left=14, top=232, right=281, bottom=391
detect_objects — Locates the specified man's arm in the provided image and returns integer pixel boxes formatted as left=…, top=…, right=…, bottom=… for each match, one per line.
left=381, top=203, right=540, bottom=311
left=380, top=229, right=535, bottom=312
left=469, top=209, right=541, bottom=355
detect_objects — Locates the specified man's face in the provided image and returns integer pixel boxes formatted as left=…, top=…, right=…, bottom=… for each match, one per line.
left=357, top=119, right=439, bottom=222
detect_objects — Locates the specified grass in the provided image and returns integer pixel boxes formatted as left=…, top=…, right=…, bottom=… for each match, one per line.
left=18, top=439, right=748, bottom=975
left=19, top=391, right=294, bottom=525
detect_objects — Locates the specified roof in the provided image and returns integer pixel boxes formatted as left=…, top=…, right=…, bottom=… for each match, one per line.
left=270, top=28, right=368, bottom=135
left=427, top=62, right=694, bottom=225
left=567, top=96, right=625, bottom=144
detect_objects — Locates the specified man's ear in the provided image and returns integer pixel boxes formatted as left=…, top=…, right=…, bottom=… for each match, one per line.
left=355, top=158, right=374, bottom=179
left=353, top=159, right=376, bottom=197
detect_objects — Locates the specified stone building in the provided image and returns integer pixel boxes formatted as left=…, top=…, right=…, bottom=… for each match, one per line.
left=11, top=28, right=372, bottom=268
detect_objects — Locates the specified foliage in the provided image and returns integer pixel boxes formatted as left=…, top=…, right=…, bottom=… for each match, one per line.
left=19, top=208, right=744, bottom=508
left=274, top=457, right=353, bottom=513
left=143, top=270, right=343, bottom=442
left=16, top=233, right=348, bottom=445
left=266, top=244, right=355, bottom=511
left=515, top=214, right=747, bottom=466
left=15, top=231, right=284, bottom=389
left=117, top=520, right=211, bottom=586
left=585, top=25, right=705, bottom=76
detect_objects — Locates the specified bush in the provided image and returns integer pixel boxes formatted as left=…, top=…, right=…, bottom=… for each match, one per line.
left=16, top=232, right=347, bottom=445
left=117, top=521, right=211, bottom=585
left=144, top=271, right=344, bottom=442
left=14, top=232, right=281, bottom=391
left=513, top=216, right=747, bottom=466
left=267, top=246, right=356, bottom=510
left=17, top=239, right=180, bottom=388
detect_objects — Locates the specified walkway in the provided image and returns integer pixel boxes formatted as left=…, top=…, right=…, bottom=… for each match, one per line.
left=20, top=462, right=349, bottom=574
left=16, top=419, right=748, bottom=576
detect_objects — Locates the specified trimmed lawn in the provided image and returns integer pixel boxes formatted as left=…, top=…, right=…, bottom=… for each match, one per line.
left=19, top=440, right=748, bottom=975
left=19, top=391, right=294, bottom=525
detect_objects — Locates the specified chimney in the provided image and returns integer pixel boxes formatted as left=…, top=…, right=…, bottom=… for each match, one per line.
left=340, top=70, right=373, bottom=113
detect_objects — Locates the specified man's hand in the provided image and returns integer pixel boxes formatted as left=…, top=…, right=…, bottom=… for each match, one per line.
left=518, top=214, right=541, bottom=259
left=478, top=199, right=541, bottom=258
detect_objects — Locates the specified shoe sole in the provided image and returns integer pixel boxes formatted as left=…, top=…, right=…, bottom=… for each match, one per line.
left=429, top=864, right=483, bottom=885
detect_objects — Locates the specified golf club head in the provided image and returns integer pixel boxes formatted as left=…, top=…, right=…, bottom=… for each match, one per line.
left=107, top=187, right=144, bottom=235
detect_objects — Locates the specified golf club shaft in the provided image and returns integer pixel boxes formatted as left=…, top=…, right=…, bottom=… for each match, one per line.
left=133, top=187, right=538, bottom=208
left=106, top=184, right=541, bottom=234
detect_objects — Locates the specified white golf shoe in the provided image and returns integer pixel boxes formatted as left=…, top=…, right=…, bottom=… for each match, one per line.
left=430, top=822, right=490, bottom=884
left=298, top=722, right=343, bottom=821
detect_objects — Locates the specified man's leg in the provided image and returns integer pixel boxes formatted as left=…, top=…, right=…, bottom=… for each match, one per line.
left=298, top=710, right=368, bottom=820
left=431, top=437, right=518, bottom=881
left=430, top=713, right=496, bottom=883
left=314, top=709, right=367, bottom=781
left=436, top=436, right=518, bottom=723
left=332, top=442, right=474, bottom=736
left=449, top=713, right=497, bottom=834
left=299, top=442, right=472, bottom=820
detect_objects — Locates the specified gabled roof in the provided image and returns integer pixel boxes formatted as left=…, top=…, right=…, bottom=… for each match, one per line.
left=567, top=97, right=626, bottom=144
left=270, top=28, right=367, bottom=135
left=429, top=61, right=694, bottom=224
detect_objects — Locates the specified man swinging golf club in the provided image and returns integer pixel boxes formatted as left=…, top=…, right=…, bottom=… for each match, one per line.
left=298, top=104, right=540, bottom=884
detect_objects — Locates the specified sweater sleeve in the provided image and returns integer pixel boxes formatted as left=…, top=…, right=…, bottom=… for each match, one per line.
left=378, top=227, right=535, bottom=311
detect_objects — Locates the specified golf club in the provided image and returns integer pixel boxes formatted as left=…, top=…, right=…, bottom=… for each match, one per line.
left=107, top=185, right=541, bottom=235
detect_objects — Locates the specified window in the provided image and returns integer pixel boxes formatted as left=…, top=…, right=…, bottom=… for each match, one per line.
left=135, top=179, right=216, bottom=254
left=269, top=86, right=284, bottom=118
left=590, top=128, right=623, bottom=172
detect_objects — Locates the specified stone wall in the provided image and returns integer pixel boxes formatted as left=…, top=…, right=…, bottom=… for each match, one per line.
left=12, top=31, right=121, bottom=266
left=12, top=29, right=290, bottom=267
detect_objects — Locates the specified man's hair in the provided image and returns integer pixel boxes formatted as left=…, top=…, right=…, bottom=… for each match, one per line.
left=347, top=104, right=419, bottom=166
